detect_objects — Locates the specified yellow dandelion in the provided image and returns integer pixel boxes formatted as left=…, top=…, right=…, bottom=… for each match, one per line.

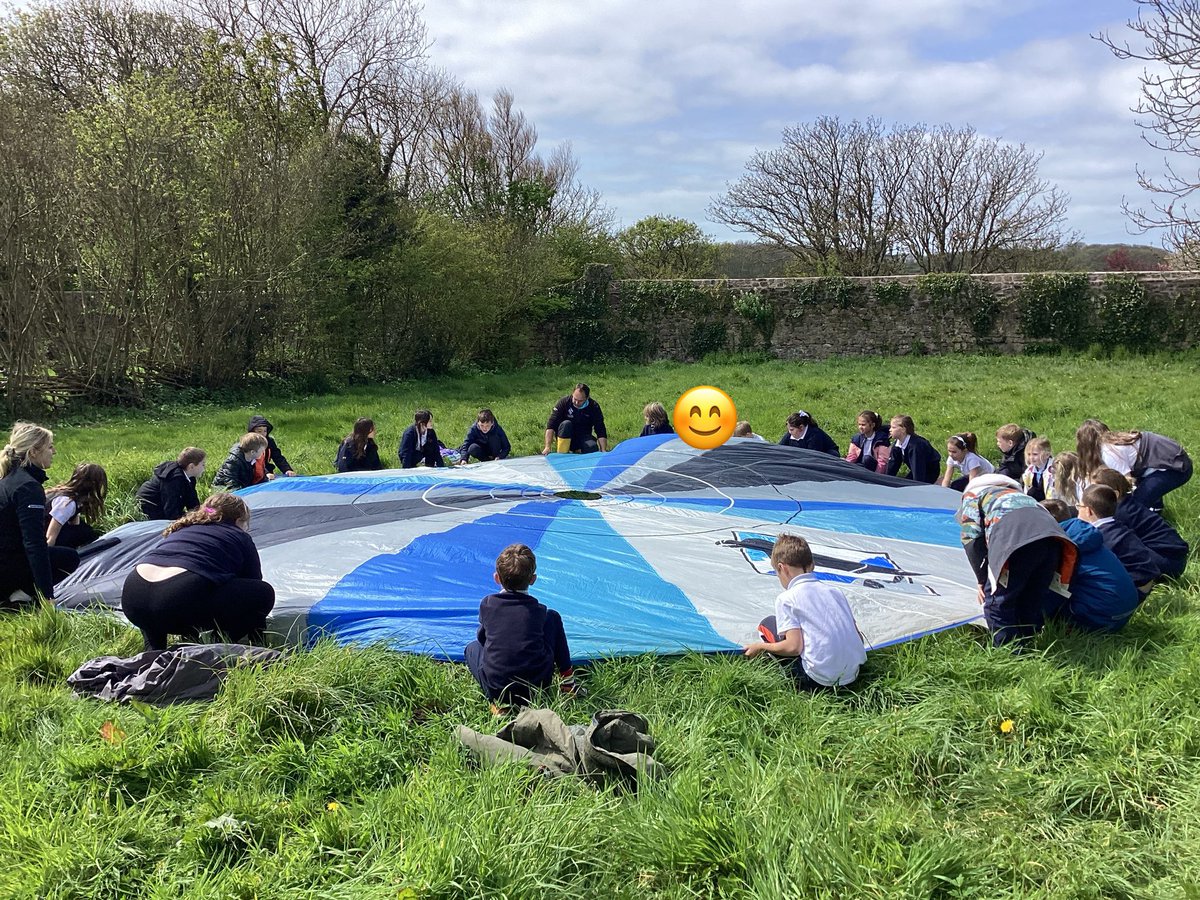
left=999, top=718, right=1015, bottom=734
left=326, top=800, right=342, bottom=812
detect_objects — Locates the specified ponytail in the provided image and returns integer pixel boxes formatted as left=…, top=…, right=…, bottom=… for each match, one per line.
left=0, top=422, right=53, bottom=479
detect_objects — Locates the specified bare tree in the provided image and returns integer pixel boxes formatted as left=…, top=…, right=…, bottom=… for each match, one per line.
left=184, top=0, right=428, bottom=137
left=898, top=125, right=1070, bottom=273
left=711, top=116, right=1069, bottom=275
left=709, top=117, right=912, bottom=275
left=1098, top=0, right=1200, bottom=262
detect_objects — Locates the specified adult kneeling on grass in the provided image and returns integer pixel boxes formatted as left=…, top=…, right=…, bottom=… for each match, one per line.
left=542, top=383, right=607, bottom=455
left=121, top=493, right=275, bottom=651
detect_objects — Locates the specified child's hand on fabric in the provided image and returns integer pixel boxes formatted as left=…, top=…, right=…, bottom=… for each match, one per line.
left=976, top=586, right=986, bottom=606
left=744, top=642, right=767, bottom=658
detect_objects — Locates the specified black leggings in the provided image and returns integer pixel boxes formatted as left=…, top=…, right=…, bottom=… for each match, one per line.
left=121, top=569, right=275, bottom=651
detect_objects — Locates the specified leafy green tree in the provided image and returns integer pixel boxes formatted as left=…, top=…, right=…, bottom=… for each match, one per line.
left=616, top=215, right=718, bottom=278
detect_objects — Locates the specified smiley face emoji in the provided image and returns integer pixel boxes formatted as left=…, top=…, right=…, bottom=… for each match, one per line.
left=674, top=386, right=737, bottom=450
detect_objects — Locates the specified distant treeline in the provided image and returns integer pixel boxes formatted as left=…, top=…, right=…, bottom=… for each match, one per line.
left=713, top=242, right=1171, bottom=279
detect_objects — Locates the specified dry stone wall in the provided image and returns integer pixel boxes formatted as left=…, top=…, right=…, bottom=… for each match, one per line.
left=541, top=268, right=1200, bottom=363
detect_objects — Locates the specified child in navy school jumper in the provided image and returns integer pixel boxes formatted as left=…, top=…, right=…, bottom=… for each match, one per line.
left=120, top=492, right=275, bottom=651
left=1078, top=484, right=1162, bottom=598
left=640, top=401, right=675, bottom=437
left=1021, top=437, right=1054, bottom=502
left=463, top=544, right=575, bottom=707
left=846, top=410, right=892, bottom=473
left=1040, top=499, right=1139, bottom=633
left=778, top=411, right=839, bottom=456
left=885, top=415, right=942, bottom=483
left=458, top=408, right=512, bottom=464
left=1090, top=467, right=1189, bottom=579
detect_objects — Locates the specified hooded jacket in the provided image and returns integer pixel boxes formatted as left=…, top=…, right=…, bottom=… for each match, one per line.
left=136, top=460, right=201, bottom=521
left=1053, top=518, right=1138, bottom=632
left=247, top=416, right=293, bottom=476
left=0, top=464, right=55, bottom=598
left=957, top=474, right=1077, bottom=592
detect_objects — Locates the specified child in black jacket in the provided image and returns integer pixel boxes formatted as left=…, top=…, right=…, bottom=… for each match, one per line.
left=463, top=544, right=575, bottom=707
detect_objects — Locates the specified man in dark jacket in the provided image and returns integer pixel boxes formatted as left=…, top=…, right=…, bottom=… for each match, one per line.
left=542, top=383, right=607, bottom=454
left=136, top=448, right=206, bottom=520
left=248, top=416, right=296, bottom=477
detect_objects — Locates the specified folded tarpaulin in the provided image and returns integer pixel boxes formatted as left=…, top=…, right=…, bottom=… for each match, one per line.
left=456, top=708, right=661, bottom=786
left=67, top=643, right=282, bottom=704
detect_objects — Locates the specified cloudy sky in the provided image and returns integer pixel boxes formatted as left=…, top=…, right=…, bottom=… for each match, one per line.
left=421, top=0, right=1168, bottom=246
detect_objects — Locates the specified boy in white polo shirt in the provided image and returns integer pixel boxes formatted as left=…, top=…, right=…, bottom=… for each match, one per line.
left=743, top=533, right=867, bottom=689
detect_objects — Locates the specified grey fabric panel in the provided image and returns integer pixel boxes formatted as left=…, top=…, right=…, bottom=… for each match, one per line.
left=616, top=441, right=919, bottom=494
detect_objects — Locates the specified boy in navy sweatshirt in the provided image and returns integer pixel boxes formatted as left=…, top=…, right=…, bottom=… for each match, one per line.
left=1078, top=484, right=1161, bottom=598
left=464, top=544, right=576, bottom=708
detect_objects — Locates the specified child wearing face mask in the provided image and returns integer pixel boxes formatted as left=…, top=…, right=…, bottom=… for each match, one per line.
left=940, top=432, right=995, bottom=492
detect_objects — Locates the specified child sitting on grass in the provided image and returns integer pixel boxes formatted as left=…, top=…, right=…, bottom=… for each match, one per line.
left=1077, top=484, right=1160, bottom=599
left=743, top=533, right=866, bottom=689
left=464, top=544, right=576, bottom=709
left=1089, top=466, right=1189, bottom=579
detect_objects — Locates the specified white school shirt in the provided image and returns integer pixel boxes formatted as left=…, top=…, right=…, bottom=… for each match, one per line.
left=775, top=572, right=867, bottom=686
left=1101, top=440, right=1160, bottom=475
left=49, top=495, right=77, bottom=524
left=948, top=451, right=995, bottom=476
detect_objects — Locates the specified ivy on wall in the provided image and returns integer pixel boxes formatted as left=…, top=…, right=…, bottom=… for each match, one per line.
left=733, top=290, right=776, bottom=348
left=546, top=269, right=1196, bottom=363
left=914, top=273, right=1000, bottom=340
left=1096, top=274, right=1168, bottom=351
left=1016, top=273, right=1092, bottom=350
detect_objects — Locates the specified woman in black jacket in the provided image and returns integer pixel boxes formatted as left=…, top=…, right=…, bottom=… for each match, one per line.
left=335, top=418, right=383, bottom=473
left=0, top=422, right=75, bottom=604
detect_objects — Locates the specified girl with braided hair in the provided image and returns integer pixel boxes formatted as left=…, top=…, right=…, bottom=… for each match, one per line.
left=120, top=492, right=275, bottom=651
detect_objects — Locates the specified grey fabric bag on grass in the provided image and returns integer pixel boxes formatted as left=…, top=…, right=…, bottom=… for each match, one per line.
left=68, top=643, right=282, bottom=704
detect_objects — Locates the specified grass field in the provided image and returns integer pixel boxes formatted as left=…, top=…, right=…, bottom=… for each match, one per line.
left=3, top=352, right=1200, bottom=898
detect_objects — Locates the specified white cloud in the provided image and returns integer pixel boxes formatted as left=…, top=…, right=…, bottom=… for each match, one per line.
left=421, top=0, right=1173, bottom=245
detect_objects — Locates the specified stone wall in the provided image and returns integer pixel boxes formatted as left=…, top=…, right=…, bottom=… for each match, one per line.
left=540, top=268, right=1200, bottom=362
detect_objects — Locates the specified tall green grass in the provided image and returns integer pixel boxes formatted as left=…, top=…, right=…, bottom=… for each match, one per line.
left=2, top=352, right=1199, bottom=898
